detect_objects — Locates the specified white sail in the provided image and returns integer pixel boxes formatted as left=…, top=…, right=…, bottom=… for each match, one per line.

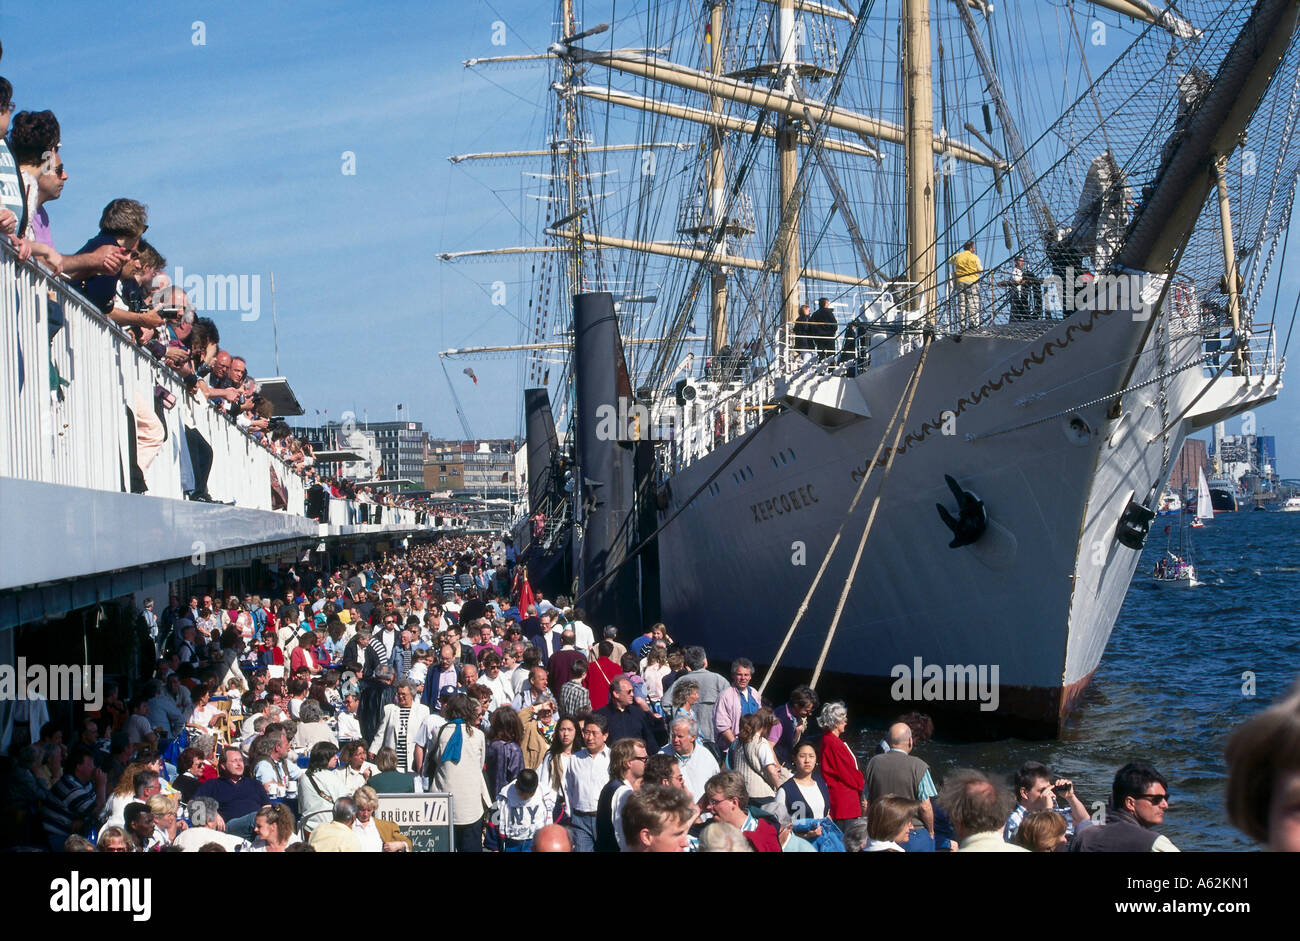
left=1197, top=467, right=1215, bottom=521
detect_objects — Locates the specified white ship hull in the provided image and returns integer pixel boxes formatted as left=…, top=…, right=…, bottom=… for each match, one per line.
left=655, top=304, right=1278, bottom=736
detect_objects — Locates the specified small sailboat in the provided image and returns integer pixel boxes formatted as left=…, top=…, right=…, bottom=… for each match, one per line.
left=1153, top=551, right=1200, bottom=588
left=1154, top=475, right=1207, bottom=587
left=1190, top=469, right=1214, bottom=529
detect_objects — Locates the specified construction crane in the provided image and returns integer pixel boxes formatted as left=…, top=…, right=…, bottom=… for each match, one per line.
left=438, top=356, right=475, bottom=442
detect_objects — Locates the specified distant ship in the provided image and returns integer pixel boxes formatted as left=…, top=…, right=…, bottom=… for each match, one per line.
left=1207, top=475, right=1240, bottom=513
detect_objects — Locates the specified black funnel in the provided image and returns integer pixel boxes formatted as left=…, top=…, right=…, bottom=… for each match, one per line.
left=573, top=292, right=642, bottom=631
left=523, top=387, right=559, bottom=516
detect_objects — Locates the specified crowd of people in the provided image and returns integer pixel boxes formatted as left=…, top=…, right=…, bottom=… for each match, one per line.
left=5, top=532, right=1296, bottom=854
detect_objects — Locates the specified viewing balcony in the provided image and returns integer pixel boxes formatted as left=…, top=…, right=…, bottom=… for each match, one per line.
left=0, top=242, right=451, bottom=628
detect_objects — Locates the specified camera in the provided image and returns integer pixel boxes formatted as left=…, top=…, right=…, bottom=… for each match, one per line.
left=158, top=306, right=183, bottom=320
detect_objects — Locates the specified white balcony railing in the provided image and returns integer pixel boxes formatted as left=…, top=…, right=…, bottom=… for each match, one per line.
left=1, top=241, right=431, bottom=532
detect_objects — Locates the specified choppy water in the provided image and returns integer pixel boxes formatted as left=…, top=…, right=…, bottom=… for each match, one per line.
left=847, top=509, right=1300, bottom=851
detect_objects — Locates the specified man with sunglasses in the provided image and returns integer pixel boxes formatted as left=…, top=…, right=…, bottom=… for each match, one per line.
left=1068, top=761, right=1178, bottom=852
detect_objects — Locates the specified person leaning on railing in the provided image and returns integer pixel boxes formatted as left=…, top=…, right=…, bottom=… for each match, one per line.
left=5, top=102, right=139, bottom=282
left=159, top=315, right=222, bottom=501
left=68, top=198, right=176, bottom=334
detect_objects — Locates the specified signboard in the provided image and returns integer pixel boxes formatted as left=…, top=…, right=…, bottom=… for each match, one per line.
left=374, top=792, right=454, bottom=853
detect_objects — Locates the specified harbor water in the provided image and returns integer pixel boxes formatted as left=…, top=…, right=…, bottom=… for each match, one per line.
left=847, top=508, right=1300, bottom=851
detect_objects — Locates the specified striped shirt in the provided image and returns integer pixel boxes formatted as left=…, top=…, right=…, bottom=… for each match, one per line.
left=395, top=707, right=412, bottom=772
left=369, top=629, right=398, bottom=668
left=42, top=773, right=98, bottom=845
left=1004, top=802, right=1077, bottom=842
left=392, top=645, right=413, bottom=680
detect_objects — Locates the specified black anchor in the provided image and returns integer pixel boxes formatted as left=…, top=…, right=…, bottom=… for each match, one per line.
left=935, top=474, right=988, bottom=548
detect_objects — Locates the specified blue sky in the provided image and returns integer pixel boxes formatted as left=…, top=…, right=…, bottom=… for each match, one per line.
left=3, top=0, right=1298, bottom=473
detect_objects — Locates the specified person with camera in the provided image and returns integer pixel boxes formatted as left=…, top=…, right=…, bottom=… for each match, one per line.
left=1003, top=760, right=1091, bottom=843
left=161, top=314, right=223, bottom=501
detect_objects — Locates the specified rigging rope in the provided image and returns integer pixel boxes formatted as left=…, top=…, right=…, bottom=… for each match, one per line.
left=756, top=331, right=932, bottom=697
left=809, top=335, right=933, bottom=688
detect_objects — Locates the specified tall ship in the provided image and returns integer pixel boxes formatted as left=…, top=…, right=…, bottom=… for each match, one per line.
left=441, top=0, right=1300, bottom=736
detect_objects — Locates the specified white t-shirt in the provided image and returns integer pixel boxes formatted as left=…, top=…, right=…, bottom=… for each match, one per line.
left=173, top=826, right=249, bottom=852
left=125, top=714, right=154, bottom=745
left=336, top=712, right=362, bottom=741
left=509, top=666, right=530, bottom=696
left=570, top=620, right=596, bottom=652
left=495, top=782, right=556, bottom=842
left=480, top=671, right=512, bottom=711
left=611, top=782, right=634, bottom=851
left=792, top=778, right=826, bottom=820
left=243, top=834, right=302, bottom=852
left=536, top=752, right=573, bottom=802
left=352, top=818, right=384, bottom=852
left=414, top=714, right=448, bottom=751
left=340, top=763, right=377, bottom=794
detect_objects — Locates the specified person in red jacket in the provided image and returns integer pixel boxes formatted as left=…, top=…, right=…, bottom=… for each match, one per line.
left=290, top=628, right=324, bottom=675
left=701, top=770, right=781, bottom=852
left=816, top=701, right=866, bottom=825
left=584, top=640, right=622, bottom=712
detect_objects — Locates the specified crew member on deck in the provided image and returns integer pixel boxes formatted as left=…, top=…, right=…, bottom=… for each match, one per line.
left=791, top=303, right=817, bottom=356
left=949, top=240, right=982, bottom=331
left=811, top=298, right=838, bottom=359
left=998, top=256, right=1042, bottom=321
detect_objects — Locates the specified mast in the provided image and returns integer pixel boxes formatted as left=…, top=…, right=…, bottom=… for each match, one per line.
left=904, top=0, right=938, bottom=324
left=1213, top=155, right=1243, bottom=376
left=777, top=0, right=801, bottom=327
left=560, top=0, right=582, bottom=298
left=708, top=1, right=729, bottom=352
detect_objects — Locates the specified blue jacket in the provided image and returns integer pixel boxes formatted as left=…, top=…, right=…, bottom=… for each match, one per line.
left=776, top=775, right=832, bottom=824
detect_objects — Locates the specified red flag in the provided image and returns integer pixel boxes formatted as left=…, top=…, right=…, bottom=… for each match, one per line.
left=464, top=367, right=478, bottom=384
left=514, top=567, right=535, bottom=611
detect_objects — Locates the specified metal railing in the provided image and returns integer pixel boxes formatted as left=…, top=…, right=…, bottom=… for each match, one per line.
left=0, top=241, right=427, bottom=528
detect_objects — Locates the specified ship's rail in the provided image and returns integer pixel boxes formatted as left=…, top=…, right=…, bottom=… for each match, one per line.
left=1201, top=323, right=1280, bottom=377
left=656, top=268, right=1249, bottom=477
left=0, top=241, right=433, bottom=530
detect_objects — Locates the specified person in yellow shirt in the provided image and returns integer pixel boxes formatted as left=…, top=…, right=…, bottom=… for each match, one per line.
left=949, top=240, right=982, bottom=330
